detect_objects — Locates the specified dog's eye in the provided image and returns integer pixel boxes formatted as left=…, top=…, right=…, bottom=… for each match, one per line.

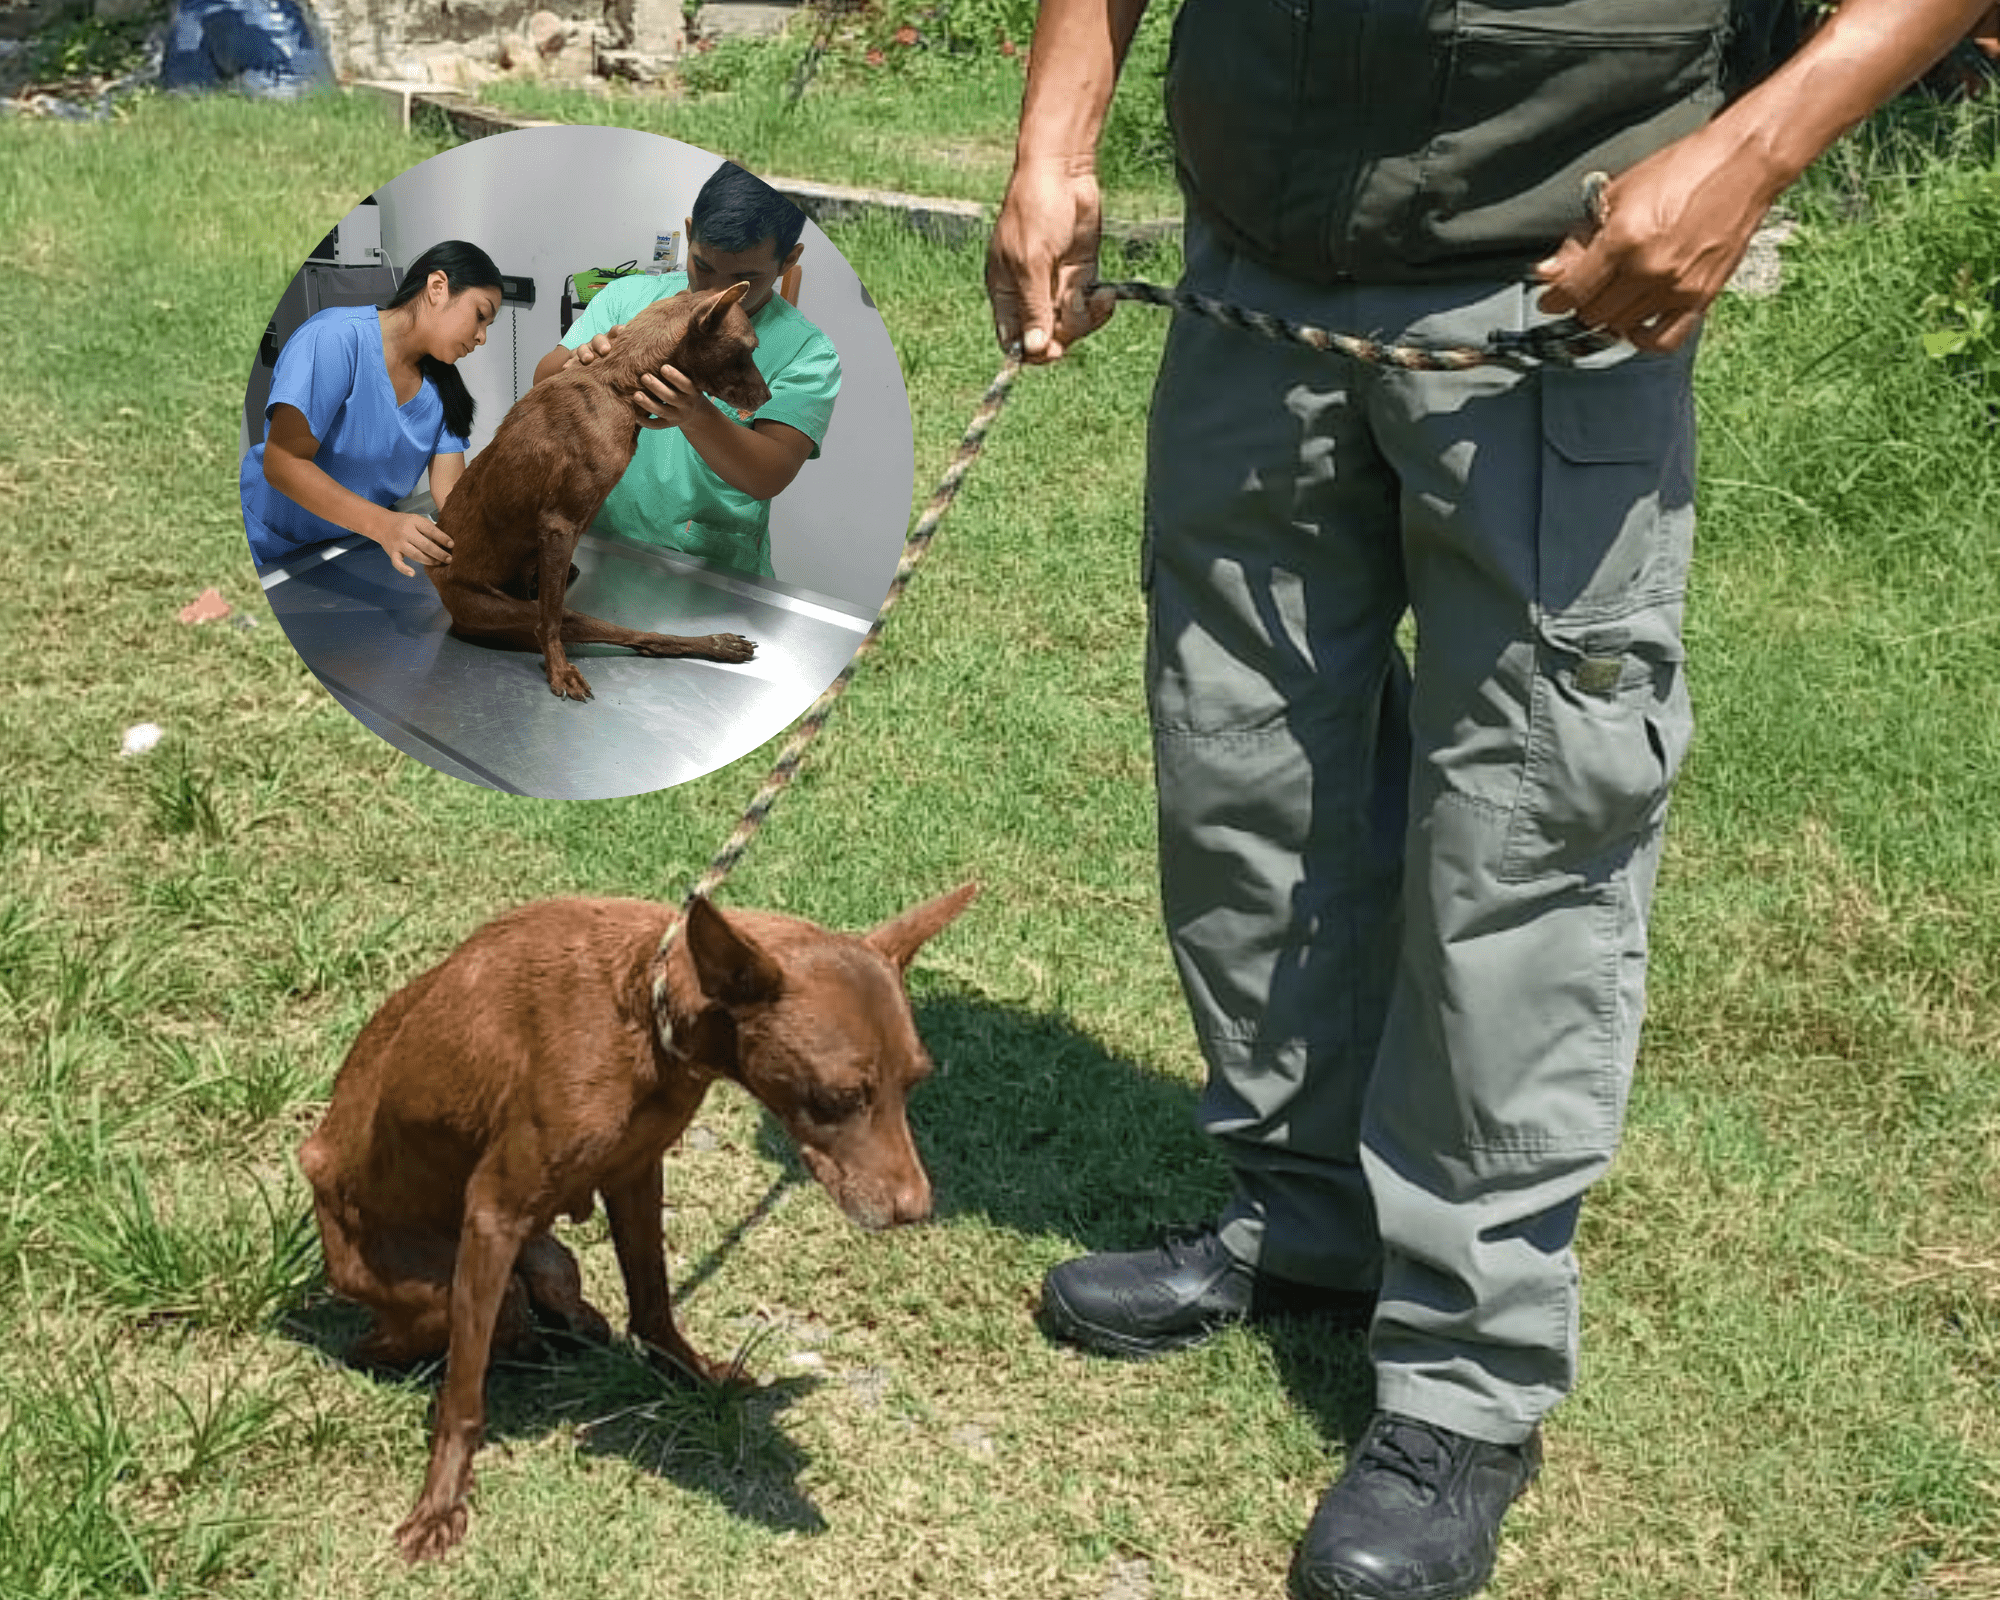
left=803, top=1084, right=869, bottom=1124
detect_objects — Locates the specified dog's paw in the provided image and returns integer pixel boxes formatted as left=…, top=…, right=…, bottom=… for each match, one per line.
left=394, top=1501, right=468, bottom=1563
left=703, top=633, right=757, bottom=663
left=640, top=1335, right=749, bottom=1390
left=547, top=663, right=595, bottom=701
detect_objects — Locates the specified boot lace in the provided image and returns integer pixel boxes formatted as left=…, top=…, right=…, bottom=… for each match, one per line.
left=1353, top=1415, right=1460, bottom=1502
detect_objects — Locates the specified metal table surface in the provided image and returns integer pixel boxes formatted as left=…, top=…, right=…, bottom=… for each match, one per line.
left=260, top=532, right=875, bottom=799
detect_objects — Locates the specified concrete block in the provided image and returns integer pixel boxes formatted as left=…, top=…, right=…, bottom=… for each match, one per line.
left=352, top=77, right=432, bottom=131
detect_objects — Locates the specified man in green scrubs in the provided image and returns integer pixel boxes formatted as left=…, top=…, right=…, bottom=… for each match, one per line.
left=533, top=161, right=841, bottom=579
left=985, top=3, right=1993, bottom=1598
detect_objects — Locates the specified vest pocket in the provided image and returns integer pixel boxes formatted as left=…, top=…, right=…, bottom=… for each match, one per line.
left=1165, top=0, right=1310, bottom=267
left=1405, top=3, right=1727, bottom=264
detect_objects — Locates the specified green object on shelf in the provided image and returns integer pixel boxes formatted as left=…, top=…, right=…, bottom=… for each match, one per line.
left=571, top=260, right=642, bottom=306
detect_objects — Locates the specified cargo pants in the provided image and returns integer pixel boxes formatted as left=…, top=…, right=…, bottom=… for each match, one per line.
left=1147, top=218, right=1696, bottom=1446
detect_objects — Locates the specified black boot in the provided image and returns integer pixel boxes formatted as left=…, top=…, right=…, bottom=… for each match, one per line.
left=1288, top=1412, right=1541, bottom=1600
left=1039, top=1226, right=1374, bottom=1357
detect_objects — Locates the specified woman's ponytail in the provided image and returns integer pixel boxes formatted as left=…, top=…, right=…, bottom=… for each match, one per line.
left=385, top=240, right=503, bottom=443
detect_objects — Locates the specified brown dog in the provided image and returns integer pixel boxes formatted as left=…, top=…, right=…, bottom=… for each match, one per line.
left=297, top=883, right=977, bottom=1561
left=428, top=282, right=771, bottom=701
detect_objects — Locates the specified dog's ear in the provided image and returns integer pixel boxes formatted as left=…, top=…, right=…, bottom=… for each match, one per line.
left=692, top=282, right=748, bottom=324
left=685, top=897, right=785, bottom=1008
left=863, top=882, right=979, bottom=973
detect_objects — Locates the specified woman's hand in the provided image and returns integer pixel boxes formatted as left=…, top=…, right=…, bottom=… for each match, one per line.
left=370, top=513, right=454, bottom=577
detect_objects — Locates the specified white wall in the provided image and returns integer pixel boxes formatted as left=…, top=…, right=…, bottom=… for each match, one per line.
left=356, top=124, right=914, bottom=612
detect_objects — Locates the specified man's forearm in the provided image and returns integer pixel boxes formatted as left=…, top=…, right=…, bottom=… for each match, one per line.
left=532, top=344, right=572, bottom=385
left=677, top=406, right=809, bottom=500
left=1014, top=0, right=1152, bottom=168
left=1711, top=0, right=1993, bottom=199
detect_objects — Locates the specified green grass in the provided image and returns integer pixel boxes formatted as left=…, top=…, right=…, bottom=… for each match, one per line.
left=0, top=81, right=1997, bottom=1600
left=477, top=4, right=1182, bottom=222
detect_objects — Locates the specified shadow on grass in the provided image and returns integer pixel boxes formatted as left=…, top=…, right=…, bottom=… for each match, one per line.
left=280, top=1295, right=828, bottom=1533
left=741, top=991, right=1226, bottom=1247
left=748, top=990, right=1378, bottom=1448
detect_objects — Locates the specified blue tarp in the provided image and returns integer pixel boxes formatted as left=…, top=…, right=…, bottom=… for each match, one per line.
left=161, top=0, right=332, bottom=97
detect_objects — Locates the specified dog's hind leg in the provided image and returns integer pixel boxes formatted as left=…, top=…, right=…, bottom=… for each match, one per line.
left=320, top=1212, right=535, bottom=1369
left=559, top=608, right=757, bottom=664
left=304, top=1163, right=454, bottom=1366
left=430, top=578, right=544, bottom=652
left=514, top=1233, right=612, bottom=1344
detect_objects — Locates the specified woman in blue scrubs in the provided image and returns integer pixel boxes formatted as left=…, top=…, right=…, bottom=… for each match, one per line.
left=241, top=240, right=502, bottom=574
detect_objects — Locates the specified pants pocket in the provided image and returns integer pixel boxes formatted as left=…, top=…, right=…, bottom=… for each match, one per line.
left=1500, top=618, right=1691, bottom=883
left=1535, top=354, right=1696, bottom=620
left=1501, top=353, right=1697, bottom=882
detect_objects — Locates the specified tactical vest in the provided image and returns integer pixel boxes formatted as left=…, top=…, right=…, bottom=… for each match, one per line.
left=1165, top=0, right=1801, bottom=284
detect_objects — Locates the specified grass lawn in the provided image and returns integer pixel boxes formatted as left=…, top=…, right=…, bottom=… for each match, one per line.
left=474, top=6, right=1183, bottom=223
left=0, top=82, right=1997, bottom=1600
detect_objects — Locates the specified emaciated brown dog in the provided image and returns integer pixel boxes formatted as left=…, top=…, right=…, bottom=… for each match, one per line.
left=428, top=282, right=769, bottom=701
left=297, top=884, right=978, bottom=1561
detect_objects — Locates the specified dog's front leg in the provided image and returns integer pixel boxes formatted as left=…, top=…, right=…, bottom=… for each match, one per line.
left=602, top=1161, right=736, bottom=1385
left=536, top=515, right=593, bottom=701
left=394, top=1201, right=532, bottom=1562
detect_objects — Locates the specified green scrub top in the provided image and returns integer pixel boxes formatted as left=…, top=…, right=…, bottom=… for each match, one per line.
left=560, top=270, right=842, bottom=578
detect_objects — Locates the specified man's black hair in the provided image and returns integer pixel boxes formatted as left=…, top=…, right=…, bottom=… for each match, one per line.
left=689, top=161, right=807, bottom=262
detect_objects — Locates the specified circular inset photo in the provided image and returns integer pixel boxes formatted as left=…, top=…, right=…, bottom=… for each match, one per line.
left=239, top=126, right=914, bottom=800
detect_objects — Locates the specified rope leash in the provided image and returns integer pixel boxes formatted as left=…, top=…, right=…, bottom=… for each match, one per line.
left=1092, top=170, right=1616, bottom=374
left=1086, top=279, right=1619, bottom=371
left=647, top=182, right=1619, bottom=1051
left=647, top=353, right=1024, bottom=1046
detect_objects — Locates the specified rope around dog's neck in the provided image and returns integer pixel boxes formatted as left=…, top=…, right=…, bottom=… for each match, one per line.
left=646, top=185, right=1617, bottom=1052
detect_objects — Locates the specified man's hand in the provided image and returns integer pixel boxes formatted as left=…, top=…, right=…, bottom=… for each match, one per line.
left=987, top=157, right=1119, bottom=363
left=370, top=512, right=453, bottom=578
left=1537, top=0, right=1995, bottom=353
left=561, top=329, right=719, bottom=428
left=631, top=365, right=711, bottom=430
left=563, top=326, right=622, bottom=370
left=1533, top=128, right=1780, bottom=353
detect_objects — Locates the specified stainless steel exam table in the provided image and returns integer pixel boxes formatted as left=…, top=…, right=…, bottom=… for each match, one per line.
left=258, top=530, right=875, bottom=800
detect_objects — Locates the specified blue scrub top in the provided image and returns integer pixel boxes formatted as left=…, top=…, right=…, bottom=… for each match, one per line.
left=240, top=305, right=470, bottom=566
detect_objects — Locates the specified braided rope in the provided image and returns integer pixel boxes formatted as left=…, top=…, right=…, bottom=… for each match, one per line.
left=647, top=180, right=1620, bottom=1051
left=648, top=353, right=1025, bottom=1049
left=1094, top=170, right=1615, bottom=372
left=1089, top=279, right=1619, bottom=371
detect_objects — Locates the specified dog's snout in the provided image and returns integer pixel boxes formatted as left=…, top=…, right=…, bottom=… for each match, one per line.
left=820, top=1156, right=931, bottom=1231
left=730, top=371, right=772, bottom=413
left=888, top=1169, right=932, bottom=1227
